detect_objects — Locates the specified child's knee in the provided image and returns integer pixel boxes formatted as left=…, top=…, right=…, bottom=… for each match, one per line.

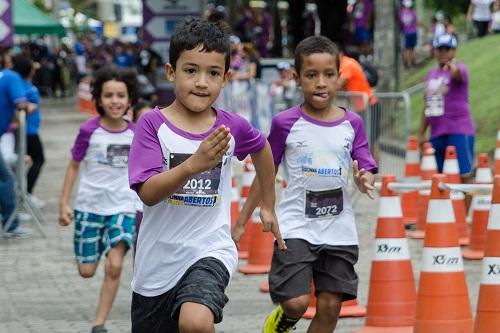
left=78, top=264, right=97, bottom=278
left=316, top=292, right=342, bottom=317
left=282, top=295, right=310, bottom=318
left=105, top=259, right=123, bottom=279
left=178, top=316, right=213, bottom=333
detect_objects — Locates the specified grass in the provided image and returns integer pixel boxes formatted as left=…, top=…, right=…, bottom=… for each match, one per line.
left=402, top=33, right=500, bottom=156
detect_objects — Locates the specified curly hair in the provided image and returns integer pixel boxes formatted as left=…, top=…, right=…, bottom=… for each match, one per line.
left=91, top=66, right=140, bottom=116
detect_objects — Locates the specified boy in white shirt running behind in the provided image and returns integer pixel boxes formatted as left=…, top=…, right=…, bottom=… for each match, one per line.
left=59, top=67, right=140, bottom=333
left=232, top=36, right=377, bottom=333
left=128, top=17, right=286, bottom=333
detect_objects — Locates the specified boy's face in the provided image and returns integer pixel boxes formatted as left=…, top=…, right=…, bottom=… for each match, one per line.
left=434, top=46, right=456, bottom=66
left=166, top=45, right=230, bottom=114
left=297, top=53, right=339, bottom=112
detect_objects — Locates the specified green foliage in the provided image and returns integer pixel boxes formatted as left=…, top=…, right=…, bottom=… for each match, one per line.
left=404, top=34, right=500, bottom=156
left=33, top=0, right=50, bottom=13
left=423, top=0, right=469, bottom=16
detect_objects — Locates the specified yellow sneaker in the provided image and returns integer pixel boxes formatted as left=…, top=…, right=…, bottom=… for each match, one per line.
left=263, top=305, right=298, bottom=333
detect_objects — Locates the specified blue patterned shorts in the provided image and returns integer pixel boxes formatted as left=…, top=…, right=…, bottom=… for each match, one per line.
left=74, top=210, right=136, bottom=264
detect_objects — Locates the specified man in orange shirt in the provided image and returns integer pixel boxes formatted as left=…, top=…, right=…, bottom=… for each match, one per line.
left=336, top=45, right=380, bottom=161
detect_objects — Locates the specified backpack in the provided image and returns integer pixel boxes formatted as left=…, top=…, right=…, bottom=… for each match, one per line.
left=361, top=62, right=379, bottom=87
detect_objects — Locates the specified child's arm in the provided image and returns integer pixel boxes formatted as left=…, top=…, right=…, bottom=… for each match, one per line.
left=59, top=159, right=80, bottom=226
left=138, top=125, right=231, bottom=206
left=353, top=160, right=375, bottom=199
left=232, top=142, right=286, bottom=250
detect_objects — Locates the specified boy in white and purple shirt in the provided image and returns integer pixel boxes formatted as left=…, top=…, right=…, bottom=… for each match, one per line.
left=233, top=36, right=377, bottom=333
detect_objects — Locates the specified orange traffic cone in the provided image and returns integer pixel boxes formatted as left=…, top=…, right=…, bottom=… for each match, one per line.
left=303, top=285, right=366, bottom=319
left=494, top=130, right=500, bottom=176
left=409, top=142, right=437, bottom=239
left=463, top=154, right=493, bottom=260
left=231, top=178, right=239, bottom=228
left=414, top=174, right=473, bottom=333
left=401, top=136, right=420, bottom=226
left=237, top=158, right=255, bottom=259
left=474, top=175, right=500, bottom=333
left=238, top=205, right=275, bottom=274
left=355, top=175, right=415, bottom=333
left=443, top=146, right=469, bottom=245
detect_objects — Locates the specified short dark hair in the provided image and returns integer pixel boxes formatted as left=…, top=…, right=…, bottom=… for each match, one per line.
left=294, top=36, right=340, bottom=76
left=12, top=55, right=33, bottom=79
left=91, top=67, right=140, bottom=116
left=169, top=17, right=231, bottom=73
left=132, top=101, right=151, bottom=122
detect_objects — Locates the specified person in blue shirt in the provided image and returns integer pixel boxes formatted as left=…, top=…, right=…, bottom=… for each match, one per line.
left=0, top=49, right=35, bottom=237
left=13, top=55, right=45, bottom=203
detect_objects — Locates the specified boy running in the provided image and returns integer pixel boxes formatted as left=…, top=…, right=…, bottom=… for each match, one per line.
left=128, top=18, right=285, bottom=333
left=232, top=36, right=377, bottom=333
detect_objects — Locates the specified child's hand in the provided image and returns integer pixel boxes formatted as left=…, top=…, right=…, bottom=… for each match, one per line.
left=186, top=125, right=231, bottom=175
left=260, top=206, right=287, bottom=250
left=59, top=204, right=74, bottom=226
left=231, top=218, right=246, bottom=245
left=353, top=160, right=375, bottom=200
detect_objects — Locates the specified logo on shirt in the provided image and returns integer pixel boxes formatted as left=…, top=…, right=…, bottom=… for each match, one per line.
left=426, top=76, right=449, bottom=95
left=294, top=140, right=308, bottom=148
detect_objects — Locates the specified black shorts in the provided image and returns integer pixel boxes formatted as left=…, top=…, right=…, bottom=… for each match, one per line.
left=131, top=257, right=230, bottom=333
left=269, top=239, right=358, bottom=304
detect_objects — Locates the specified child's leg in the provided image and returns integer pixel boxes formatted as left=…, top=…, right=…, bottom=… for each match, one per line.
left=74, top=210, right=104, bottom=278
left=178, top=302, right=215, bottom=333
left=307, top=292, right=343, bottom=333
left=93, top=213, right=135, bottom=326
left=264, top=239, right=317, bottom=333
left=94, top=241, right=126, bottom=326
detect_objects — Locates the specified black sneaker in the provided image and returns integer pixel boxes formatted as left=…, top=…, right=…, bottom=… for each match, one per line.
left=91, top=325, right=108, bottom=333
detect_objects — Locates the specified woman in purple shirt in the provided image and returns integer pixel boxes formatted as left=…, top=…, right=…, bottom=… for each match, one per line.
left=418, top=34, right=475, bottom=181
left=400, top=0, right=418, bottom=68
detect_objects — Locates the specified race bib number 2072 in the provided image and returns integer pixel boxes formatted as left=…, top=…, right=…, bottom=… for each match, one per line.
left=305, top=188, right=343, bottom=219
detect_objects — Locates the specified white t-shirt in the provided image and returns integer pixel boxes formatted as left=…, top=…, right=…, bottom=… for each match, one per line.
left=472, top=0, right=494, bottom=21
left=491, top=11, right=500, bottom=30
left=128, top=107, right=266, bottom=297
left=71, top=117, right=137, bottom=215
left=267, top=105, right=377, bottom=246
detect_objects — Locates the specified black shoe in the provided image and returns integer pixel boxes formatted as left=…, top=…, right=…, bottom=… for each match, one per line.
left=91, top=325, right=108, bottom=333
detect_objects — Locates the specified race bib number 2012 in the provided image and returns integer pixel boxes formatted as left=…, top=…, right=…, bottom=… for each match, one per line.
left=170, top=153, right=222, bottom=196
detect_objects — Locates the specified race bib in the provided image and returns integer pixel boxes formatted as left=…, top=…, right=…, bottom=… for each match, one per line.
left=305, top=188, right=343, bottom=219
left=106, top=144, right=130, bottom=168
left=425, top=94, right=444, bottom=117
left=167, top=153, right=222, bottom=207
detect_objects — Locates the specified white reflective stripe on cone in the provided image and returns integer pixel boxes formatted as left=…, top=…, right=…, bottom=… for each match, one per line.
left=476, top=168, right=493, bottom=184
left=378, top=197, right=403, bottom=218
left=487, top=205, right=500, bottom=230
left=480, top=257, right=500, bottom=284
left=421, top=156, right=437, bottom=170
left=373, top=238, right=411, bottom=261
left=426, top=199, right=455, bottom=224
left=450, top=191, right=465, bottom=200
left=443, top=160, right=460, bottom=174
left=495, top=147, right=500, bottom=160
left=422, top=247, right=464, bottom=272
left=474, top=194, right=492, bottom=211
left=406, top=151, right=419, bottom=163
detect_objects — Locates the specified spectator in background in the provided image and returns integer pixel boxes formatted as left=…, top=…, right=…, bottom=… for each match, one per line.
left=467, top=0, right=494, bottom=37
left=491, top=0, right=500, bottom=33
left=12, top=55, right=45, bottom=206
left=75, top=37, right=87, bottom=82
left=400, top=0, right=419, bottom=69
left=419, top=34, right=475, bottom=182
left=270, top=61, right=297, bottom=111
left=336, top=43, right=380, bottom=161
left=352, top=0, right=374, bottom=62
left=231, top=42, right=261, bottom=81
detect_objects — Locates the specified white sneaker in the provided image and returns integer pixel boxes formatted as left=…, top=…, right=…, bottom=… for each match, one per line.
left=4, top=226, right=33, bottom=239
left=29, top=195, right=46, bottom=208
left=18, top=212, right=32, bottom=222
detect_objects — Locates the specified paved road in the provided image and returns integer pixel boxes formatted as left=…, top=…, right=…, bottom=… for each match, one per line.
left=0, top=98, right=482, bottom=333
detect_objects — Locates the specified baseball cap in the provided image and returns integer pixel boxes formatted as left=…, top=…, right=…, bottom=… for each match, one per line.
left=229, top=35, right=241, bottom=45
left=276, top=61, right=291, bottom=70
left=402, top=0, right=413, bottom=8
left=432, top=33, right=457, bottom=49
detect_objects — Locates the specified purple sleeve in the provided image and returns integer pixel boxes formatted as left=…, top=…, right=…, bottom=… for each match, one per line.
left=347, top=112, right=378, bottom=173
left=70, top=117, right=100, bottom=161
left=267, top=107, right=301, bottom=166
left=128, top=112, right=164, bottom=192
left=456, top=63, right=468, bottom=84
left=228, top=113, right=266, bottom=160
